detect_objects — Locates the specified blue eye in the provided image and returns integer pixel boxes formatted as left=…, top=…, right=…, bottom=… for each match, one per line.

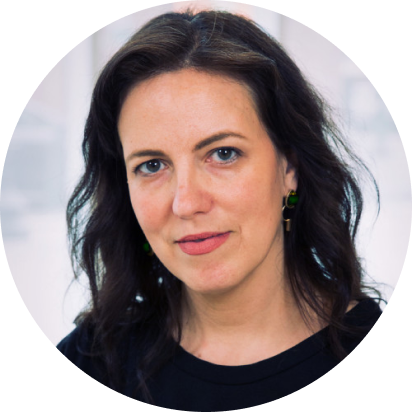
left=136, top=159, right=165, bottom=175
left=211, top=147, right=239, bottom=163
left=134, top=148, right=240, bottom=175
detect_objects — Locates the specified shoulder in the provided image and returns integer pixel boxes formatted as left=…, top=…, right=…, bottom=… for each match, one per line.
left=339, top=298, right=383, bottom=352
left=57, top=323, right=93, bottom=357
left=345, top=298, right=382, bottom=326
left=57, top=323, right=106, bottom=381
left=56, top=319, right=153, bottom=381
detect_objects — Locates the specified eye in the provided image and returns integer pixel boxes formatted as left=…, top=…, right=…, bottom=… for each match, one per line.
left=135, top=159, right=166, bottom=175
left=210, top=147, right=240, bottom=163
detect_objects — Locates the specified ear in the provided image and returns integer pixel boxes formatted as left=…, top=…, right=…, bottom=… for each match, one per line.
left=282, top=154, right=298, bottom=194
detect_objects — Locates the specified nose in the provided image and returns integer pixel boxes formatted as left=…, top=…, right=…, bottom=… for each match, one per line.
left=172, top=168, right=213, bottom=219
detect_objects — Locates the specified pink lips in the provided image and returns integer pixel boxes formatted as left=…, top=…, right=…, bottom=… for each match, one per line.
left=176, top=232, right=230, bottom=255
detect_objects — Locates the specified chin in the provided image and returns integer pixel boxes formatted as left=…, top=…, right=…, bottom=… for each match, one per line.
left=179, top=264, right=244, bottom=296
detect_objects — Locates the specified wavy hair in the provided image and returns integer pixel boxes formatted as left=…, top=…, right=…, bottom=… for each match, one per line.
left=67, top=9, right=380, bottom=400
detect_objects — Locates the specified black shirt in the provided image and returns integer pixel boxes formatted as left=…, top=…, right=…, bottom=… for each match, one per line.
left=57, top=299, right=381, bottom=411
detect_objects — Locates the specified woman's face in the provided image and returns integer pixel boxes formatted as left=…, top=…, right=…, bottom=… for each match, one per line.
left=119, top=69, right=297, bottom=296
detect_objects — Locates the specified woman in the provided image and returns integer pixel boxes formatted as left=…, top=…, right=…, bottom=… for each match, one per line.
left=58, top=9, right=382, bottom=411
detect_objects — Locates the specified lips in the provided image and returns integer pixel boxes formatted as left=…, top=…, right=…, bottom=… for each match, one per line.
left=176, top=232, right=230, bottom=255
left=177, top=232, right=228, bottom=242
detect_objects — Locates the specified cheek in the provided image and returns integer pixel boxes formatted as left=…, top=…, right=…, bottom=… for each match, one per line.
left=233, top=170, right=283, bottom=240
left=129, top=189, right=167, bottom=236
left=233, top=169, right=282, bottom=212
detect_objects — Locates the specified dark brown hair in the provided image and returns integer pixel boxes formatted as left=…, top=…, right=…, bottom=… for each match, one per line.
left=67, top=9, right=380, bottom=401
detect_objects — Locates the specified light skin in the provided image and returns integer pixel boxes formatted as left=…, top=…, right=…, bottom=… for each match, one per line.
left=118, top=68, right=321, bottom=365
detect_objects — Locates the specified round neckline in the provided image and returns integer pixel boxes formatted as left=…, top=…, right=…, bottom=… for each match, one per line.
left=173, top=328, right=328, bottom=384
left=171, top=299, right=378, bottom=385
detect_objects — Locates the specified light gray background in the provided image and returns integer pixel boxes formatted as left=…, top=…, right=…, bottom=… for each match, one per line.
left=1, top=1, right=411, bottom=411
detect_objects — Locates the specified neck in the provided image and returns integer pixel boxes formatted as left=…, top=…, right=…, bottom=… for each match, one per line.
left=179, top=265, right=319, bottom=366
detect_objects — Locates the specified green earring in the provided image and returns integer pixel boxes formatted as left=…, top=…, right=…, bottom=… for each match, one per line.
left=143, top=241, right=154, bottom=256
left=282, top=190, right=298, bottom=232
left=285, top=190, right=299, bottom=208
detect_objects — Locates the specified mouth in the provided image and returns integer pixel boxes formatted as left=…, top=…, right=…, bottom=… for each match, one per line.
left=176, top=232, right=231, bottom=255
left=176, top=232, right=229, bottom=243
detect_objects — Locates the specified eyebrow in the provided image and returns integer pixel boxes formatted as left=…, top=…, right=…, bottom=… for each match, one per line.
left=125, top=132, right=246, bottom=163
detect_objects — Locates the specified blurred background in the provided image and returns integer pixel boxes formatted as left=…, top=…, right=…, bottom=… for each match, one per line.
left=1, top=0, right=410, bottom=345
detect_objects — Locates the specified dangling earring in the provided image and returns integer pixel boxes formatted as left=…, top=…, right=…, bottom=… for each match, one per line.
left=282, top=190, right=298, bottom=232
left=143, top=241, right=154, bottom=256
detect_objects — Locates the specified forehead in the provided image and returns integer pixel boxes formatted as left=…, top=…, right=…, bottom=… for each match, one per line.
left=118, top=69, right=274, bottom=168
left=122, top=68, right=255, bottom=110
left=117, top=69, right=262, bottom=145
